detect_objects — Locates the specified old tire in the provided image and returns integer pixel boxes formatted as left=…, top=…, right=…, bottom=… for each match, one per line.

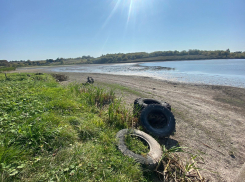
left=140, top=104, right=175, bottom=137
left=133, top=98, right=171, bottom=118
left=116, top=129, right=163, bottom=169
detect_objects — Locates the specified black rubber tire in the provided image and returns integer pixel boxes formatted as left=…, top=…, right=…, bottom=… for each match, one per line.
left=116, top=129, right=163, bottom=169
left=133, top=98, right=171, bottom=118
left=140, top=104, right=175, bottom=137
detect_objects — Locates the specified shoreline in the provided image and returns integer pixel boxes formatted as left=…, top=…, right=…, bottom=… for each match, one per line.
left=14, top=57, right=245, bottom=66
left=8, top=68, right=245, bottom=181
left=115, top=57, right=245, bottom=64
left=16, top=63, right=245, bottom=89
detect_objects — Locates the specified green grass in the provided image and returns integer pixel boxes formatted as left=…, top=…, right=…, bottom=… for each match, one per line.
left=125, top=135, right=149, bottom=156
left=0, top=67, right=16, bottom=72
left=0, top=73, right=150, bottom=181
left=0, top=73, right=204, bottom=181
left=96, top=82, right=145, bottom=97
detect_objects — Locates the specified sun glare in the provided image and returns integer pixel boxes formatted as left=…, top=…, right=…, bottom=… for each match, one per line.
left=102, top=0, right=122, bottom=29
left=127, top=0, right=134, bottom=25
left=103, top=0, right=152, bottom=28
left=97, top=0, right=153, bottom=52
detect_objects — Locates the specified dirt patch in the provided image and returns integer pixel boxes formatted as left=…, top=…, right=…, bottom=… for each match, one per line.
left=212, top=85, right=245, bottom=108
left=14, top=68, right=245, bottom=182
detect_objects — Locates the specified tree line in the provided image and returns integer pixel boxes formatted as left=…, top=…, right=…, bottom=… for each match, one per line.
left=2, top=49, right=245, bottom=67
left=92, top=49, right=245, bottom=64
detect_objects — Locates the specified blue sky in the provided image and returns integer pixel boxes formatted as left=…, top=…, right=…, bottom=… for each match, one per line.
left=1, top=0, right=245, bottom=61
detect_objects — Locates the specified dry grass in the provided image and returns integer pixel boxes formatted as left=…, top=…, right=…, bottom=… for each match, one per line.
left=155, top=146, right=205, bottom=182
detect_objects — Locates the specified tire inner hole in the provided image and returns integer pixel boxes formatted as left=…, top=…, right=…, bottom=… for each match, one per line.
left=125, top=135, right=150, bottom=156
left=147, top=110, right=168, bottom=129
left=144, top=100, right=160, bottom=104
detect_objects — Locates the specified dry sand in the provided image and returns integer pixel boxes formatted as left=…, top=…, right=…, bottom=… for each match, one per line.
left=14, top=68, right=245, bottom=181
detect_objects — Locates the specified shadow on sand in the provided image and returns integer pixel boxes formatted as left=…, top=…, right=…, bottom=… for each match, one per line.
left=158, top=137, right=180, bottom=149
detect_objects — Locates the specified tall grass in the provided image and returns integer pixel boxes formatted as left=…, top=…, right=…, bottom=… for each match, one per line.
left=79, top=85, right=115, bottom=108
left=155, top=146, right=205, bottom=181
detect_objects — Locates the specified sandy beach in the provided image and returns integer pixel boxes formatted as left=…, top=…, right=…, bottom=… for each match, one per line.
left=13, top=68, right=245, bottom=181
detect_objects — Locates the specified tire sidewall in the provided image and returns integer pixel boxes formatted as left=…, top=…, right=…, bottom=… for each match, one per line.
left=116, top=129, right=163, bottom=169
left=138, top=98, right=161, bottom=108
left=140, top=104, right=175, bottom=137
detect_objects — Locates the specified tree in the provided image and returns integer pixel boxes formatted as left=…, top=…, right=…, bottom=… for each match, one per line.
left=117, top=56, right=122, bottom=62
left=46, top=59, right=54, bottom=64
left=27, top=60, right=32, bottom=65
left=225, top=49, right=230, bottom=58
left=0, top=60, right=9, bottom=67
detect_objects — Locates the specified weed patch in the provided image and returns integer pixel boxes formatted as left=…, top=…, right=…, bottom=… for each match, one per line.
left=155, top=146, right=205, bottom=181
left=125, top=135, right=149, bottom=156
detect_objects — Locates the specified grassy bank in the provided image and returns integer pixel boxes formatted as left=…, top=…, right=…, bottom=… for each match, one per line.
left=0, top=67, right=16, bottom=72
left=0, top=73, right=148, bottom=181
left=0, top=73, right=203, bottom=181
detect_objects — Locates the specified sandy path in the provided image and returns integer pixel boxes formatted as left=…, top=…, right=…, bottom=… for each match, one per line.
left=15, top=68, right=245, bottom=181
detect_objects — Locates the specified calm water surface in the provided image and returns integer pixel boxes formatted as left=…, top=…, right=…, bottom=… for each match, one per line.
left=139, top=59, right=245, bottom=87
left=29, top=59, right=245, bottom=88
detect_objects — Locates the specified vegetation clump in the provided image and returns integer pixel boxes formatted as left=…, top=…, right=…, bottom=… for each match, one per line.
left=155, top=146, right=205, bottom=181
left=125, top=135, right=149, bottom=156
left=51, top=73, right=68, bottom=82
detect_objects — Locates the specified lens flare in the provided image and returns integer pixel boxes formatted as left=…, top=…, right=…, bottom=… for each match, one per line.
left=102, top=0, right=122, bottom=29
left=127, top=0, right=133, bottom=25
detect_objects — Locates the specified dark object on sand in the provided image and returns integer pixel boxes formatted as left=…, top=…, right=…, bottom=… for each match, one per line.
left=133, top=98, right=171, bottom=118
left=140, top=104, right=175, bottom=137
left=83, top=77, right=94, bottom=85
left=87, top=77, right=94, bottom=84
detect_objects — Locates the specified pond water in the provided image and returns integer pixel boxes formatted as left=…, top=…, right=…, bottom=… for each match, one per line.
left=25, top=59, right=245, bottom=88
left=139, top=59, right=245, bottom=88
